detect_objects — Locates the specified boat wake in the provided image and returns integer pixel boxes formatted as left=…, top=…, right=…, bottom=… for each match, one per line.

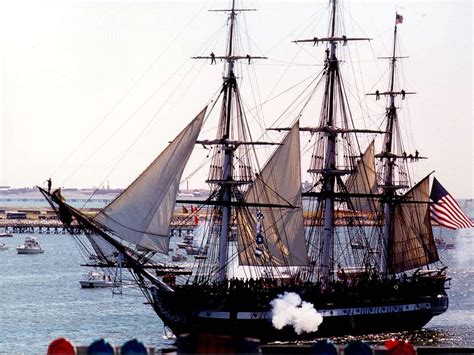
left=269, top=328, right=457, bottom=347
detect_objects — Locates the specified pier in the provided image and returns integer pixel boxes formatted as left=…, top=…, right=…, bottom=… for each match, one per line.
left=0, top=221, right=81, bottom=235
left=0, top=220, right=196, bottom=236
left=0, top=208, right=199, bottom=236
left=0, top=206, right=383, bottom=237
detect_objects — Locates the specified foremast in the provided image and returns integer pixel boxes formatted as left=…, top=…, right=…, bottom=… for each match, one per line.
left=195, top=0, right=268, bottom=282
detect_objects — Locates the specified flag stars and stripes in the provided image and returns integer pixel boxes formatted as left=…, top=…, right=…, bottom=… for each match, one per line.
left=430, top=178, right=474, bottom=229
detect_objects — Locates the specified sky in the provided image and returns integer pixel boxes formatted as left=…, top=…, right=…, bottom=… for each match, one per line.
left=0, top=0, right=472, bottom=198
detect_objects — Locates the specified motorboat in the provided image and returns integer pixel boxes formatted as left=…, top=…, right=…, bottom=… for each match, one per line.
left=79, top=270, right=120, bottom=288
left=0, top=232, right=13, bottom=238
left=171, top=251, right=187, bottom=262
left=16, top=237, right=44, bottom=254
left=435, top=237, right=455, bottom=250
left=183, top=231, right=194, bottom=243
left=176, top=241, right=192, bottom=249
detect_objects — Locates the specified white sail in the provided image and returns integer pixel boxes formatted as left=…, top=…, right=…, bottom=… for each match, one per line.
left=346, top=141, right=377, bottom=212
left=238, top=122, right=309, bottom=267
left=390, top=175, right=438, bottom=273
left=87, top=234, right=117, bottom=262
left=93, top=107, right=207, bottom=253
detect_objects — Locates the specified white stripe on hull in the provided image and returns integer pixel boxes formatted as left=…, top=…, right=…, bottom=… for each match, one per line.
left=198, top=302, right=435, bottom=320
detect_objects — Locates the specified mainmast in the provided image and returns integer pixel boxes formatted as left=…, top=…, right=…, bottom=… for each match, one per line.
left=293, top=0, right=370, bottom=287
left=217, top=0, right=237, bottom=282
left=319, top=0, right=338, bottom=287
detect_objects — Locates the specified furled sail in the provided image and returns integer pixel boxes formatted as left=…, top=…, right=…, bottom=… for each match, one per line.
left=345, top=141, right=377, bottom=212
left=389, top=175, right=439, bottom=273
left=93, top=107, right=207, bottom=253
left=237, top=122, right=309, bottom=267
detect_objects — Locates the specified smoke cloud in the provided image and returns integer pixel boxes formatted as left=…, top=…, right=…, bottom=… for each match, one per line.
left=270, top=292, right=323, bottom=334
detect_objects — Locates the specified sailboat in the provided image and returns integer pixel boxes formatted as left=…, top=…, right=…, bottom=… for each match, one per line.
left=39, top=0, right=449, bottom=342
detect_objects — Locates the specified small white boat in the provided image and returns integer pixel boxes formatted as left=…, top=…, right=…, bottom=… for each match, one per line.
left=183, top=231, right=194, bottom=242
left=16, top=237, right=44, bottom=254
left=171, top=251, right=187, bottom=262
left=0, top=232, right=13, bottom=238
left=176, top=241, right=192, bottom=249
left=185, top=245, right=208, bottom=256
left=79, top=270, right=120, bottom=288
left=435, top=237, right=455, bottom=250
left=0, top=242, right=8, bottom=251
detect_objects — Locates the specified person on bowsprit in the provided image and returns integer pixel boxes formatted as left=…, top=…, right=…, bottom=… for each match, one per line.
left=210, top=52, right=216, bottom=64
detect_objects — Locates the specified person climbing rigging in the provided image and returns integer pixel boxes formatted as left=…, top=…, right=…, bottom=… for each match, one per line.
left=210, top=52, right=216, bottom=64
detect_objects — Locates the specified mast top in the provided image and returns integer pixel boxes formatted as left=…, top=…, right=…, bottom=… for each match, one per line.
left=293, top=36, right=371, bottom=45
left=192, top=55, right=267, bottom=61
left=209, top=8, right=256, bottom=13
left=209, top=0, right=256, bottom=14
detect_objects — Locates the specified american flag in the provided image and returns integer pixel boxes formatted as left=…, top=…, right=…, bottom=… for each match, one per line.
left=396, top=13, right=404, bottom=24
left=430, top=178, right=473, bottom=229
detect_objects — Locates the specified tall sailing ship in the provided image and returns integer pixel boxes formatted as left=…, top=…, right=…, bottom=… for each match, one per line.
left=40, top=0, right=449, bottom=341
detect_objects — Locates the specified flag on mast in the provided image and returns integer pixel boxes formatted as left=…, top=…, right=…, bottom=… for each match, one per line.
left=430, top=178, right=474, bottom=229
left=396, top=13, right=404, bottom=24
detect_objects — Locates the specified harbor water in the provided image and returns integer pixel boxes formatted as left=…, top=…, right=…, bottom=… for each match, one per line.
left=0, top=200, right=472, bottom=353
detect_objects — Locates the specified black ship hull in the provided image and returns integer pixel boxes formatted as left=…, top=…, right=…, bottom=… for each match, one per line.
left=149, top=277, right=449, bottom=342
